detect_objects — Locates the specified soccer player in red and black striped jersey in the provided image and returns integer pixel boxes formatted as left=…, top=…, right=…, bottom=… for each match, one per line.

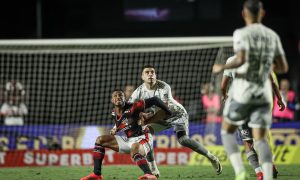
left=80, top=89, right=171, bottom=180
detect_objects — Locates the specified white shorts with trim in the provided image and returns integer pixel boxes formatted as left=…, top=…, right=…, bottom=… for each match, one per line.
left=115, top=133, right=153, bottom=154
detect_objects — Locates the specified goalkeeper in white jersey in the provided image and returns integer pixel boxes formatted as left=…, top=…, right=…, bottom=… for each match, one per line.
left=212, top=0, right=289, bottom=180
left=129, top=65, right=222, bottom=177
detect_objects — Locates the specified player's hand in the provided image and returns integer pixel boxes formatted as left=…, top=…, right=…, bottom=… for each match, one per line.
left=110, top=128, right=117, bottom=135
left=138, top=115, right=145, bottom=126
left=212, top=64, right=224, bottom=74
left=277, top=98, right=286, bottom=111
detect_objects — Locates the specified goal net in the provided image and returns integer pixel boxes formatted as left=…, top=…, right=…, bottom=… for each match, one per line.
left=0, top=37, right=233, bottom=165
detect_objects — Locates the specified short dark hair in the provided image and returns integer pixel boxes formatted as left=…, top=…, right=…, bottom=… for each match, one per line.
left=112, top=88, right=124, bottom=94
left=243, top=0, right=263, bottom=17
left=141, top=65, right=156, bottom=74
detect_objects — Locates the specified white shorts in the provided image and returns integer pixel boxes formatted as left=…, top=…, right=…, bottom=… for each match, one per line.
left=150, top=113, right=189, bottom=134
left=223, top=96, right=272, bottom=129
left=115, top=132, right=153, bottom=154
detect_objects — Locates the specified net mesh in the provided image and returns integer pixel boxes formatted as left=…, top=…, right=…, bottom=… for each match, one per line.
left=0, top=37, right=233, bottom=153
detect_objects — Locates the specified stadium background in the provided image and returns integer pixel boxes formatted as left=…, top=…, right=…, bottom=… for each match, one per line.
left=0, top=0, right=300, bottom=171
left=0, top=0, right=299, bottom=101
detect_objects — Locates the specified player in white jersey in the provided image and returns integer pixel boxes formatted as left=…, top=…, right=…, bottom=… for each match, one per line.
left=222, top=56, right=285, bottom=180
left=212, top=0, right=288, bottom=180
left=129, top=65, right=222, bottom=177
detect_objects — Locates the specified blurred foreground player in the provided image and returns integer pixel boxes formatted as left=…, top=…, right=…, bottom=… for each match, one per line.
left=212, top=0, right=288, bottom=179
left=221, top=56, right=284, bottom=179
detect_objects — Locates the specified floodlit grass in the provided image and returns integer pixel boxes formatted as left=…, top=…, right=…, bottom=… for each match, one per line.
left=0, top=165, right=300, bottom=180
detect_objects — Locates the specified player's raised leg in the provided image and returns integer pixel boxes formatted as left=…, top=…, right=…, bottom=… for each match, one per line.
left=175, top=123, right=222, bottom=175
left=146, top=148, right=160, bottom=177
left=80, top=135, right=119, bottom=180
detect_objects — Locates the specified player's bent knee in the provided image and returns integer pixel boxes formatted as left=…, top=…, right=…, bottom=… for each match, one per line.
left=95, top=136, right=102, bottom=145
left=176, top=131, right=187, bottom=139
left=177, top=135, right=190, bottom=146
left=96, top=135, right=110, bottom=146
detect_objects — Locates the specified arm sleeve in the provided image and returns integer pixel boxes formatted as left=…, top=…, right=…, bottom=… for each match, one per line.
left=131, top=100, right=145, bottom=113
left=233, top=30, right=249, bottom=53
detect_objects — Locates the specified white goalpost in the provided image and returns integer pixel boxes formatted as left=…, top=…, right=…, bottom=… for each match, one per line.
left=0, top=37, right=233, bottom=166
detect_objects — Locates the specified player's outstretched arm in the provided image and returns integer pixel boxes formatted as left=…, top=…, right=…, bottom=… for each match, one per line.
left=224, top=51, right=246, bottom=69
left=270, top=74, right=285, bottom=111
left=273, top=55, right=288, bottom=74
left=273, top=34, right=288, bottom=74
left=212, top=51, right=246, bottom=74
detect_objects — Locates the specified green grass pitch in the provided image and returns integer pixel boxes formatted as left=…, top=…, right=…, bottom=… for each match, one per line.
left=0, top=165, right=299, bottom=180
